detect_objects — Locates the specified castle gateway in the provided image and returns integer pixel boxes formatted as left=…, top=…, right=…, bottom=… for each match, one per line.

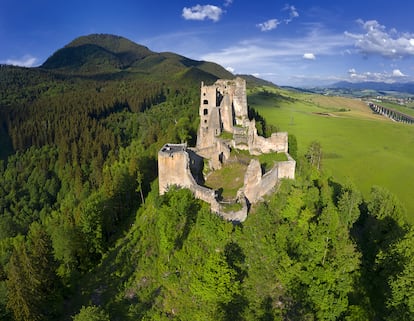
left=158, top=77, right=295, bottom=222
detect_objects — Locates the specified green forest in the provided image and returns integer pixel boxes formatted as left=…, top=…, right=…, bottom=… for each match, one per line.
left=0, top=34, right=413, bottom=321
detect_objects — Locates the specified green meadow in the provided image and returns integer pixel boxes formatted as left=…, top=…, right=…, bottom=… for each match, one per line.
left=249, top=87, right=414, bottom=222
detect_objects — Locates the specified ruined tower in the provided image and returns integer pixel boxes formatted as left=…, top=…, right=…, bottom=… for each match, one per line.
left=197, top=77, right=249, bottom=150
left=158, top=77, right=296, bottom=222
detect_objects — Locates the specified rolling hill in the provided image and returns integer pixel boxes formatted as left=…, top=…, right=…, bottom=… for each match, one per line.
left=41, top=33, right=234, bottom=80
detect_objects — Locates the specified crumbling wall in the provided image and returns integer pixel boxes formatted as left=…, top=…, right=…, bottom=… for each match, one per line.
left=243, top=159, right=280, bottom=203
left=277, top=153, right=296, bottom=179
left=220, top=94, right=234, bottom=133
left=247, top=120, right=288, bottom=155
left=198, top=77, right=249, bottom=150
left=197, top=82, right=223, bottom=149
left=196, top=140, right=230, bottom=170
left=158, top=144, right=220, bottom=211
left=158, top=77, right=296, bottom=222
left=158, top=144, right=195, bottom=194
left=233, top=77, right=248, bottom=124
left=243, top=154, right=295, bottom=204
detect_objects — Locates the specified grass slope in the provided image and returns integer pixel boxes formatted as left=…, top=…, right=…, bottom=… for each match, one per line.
left=249, top=87, right=414, bottom=222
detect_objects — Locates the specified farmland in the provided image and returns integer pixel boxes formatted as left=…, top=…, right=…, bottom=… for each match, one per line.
left=249, top=87, right=414, bottom=222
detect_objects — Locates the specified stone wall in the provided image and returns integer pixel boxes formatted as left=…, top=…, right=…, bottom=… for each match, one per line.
left=277, top=153, right=296, bottom=180
left=246, top=120, right=288, bottom=155
left=158, top=77, right=296, bottom=222
left=233, top=77, right=248, bottom=124
left=158, top=144, right=194, bottom=194
left=243, top=153, right=296, bottom=203
left=220, top=92, right=234, bottom=133
left=197, top=77, right=249, bottom=150
left=243, top=159, right=280, bottom=204
left=197, top=82, right=222, bottom=149
left=158, top=143, right=220, bottom=212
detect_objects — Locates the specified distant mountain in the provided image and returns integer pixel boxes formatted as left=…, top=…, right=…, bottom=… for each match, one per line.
left=41, top=34, right=153, bottom=72
left=237, top=74, right=278, bottom=89
left=330, top=81, right=414, bottom=94
left=41, top=33, right=234, bottom=81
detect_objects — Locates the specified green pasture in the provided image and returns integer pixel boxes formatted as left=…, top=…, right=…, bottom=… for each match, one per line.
left=249, top=88, right=414, bottom=222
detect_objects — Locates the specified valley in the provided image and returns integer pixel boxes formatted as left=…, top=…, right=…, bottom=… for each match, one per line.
left=249, top=86, right=414, bottom=222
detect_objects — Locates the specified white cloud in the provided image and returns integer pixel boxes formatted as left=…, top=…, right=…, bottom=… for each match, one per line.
left=223, top=0, right=233, bottom=7
left=3, top=55, right=37, bottom=67
left=346, top=68, right=408, bottom=83
left=303, top=53, right=316, bottom=60
left=182, top=5, right=223, bottom=22
left=256, top=4, right=298, bottom=33
left=392, top=69, right=405, bottom=77
left=226, top=66, right=235, bottom=73
left=283, top=4, right=299, bottom=24
left=345, top=20, right=414, bottom=58
left=199, top=32, right=352, bottom=86
left=201, top=31, right=349, bottom=66
left=256, top=19, right=280, bottom=32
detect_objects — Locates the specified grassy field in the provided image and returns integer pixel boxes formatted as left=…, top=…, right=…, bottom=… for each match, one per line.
left=249, top=87, right=414, bottom=222
left=204, top=162, right=247, bottom=199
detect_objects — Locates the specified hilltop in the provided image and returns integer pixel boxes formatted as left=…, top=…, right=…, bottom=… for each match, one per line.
left=40, top=33, right=233, bottom=81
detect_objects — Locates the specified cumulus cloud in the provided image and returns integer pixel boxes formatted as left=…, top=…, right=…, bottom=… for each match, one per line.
left=345, top=20, right=414, bottom=58
left=3, top=55, right=37, bottom=67
left=182, top=4, right=223, bottom=22
left=257, top=19, right=280, bottom=32
left=303, top=53, right=316, bottom=60
left=226, top=66, right=235, bottom=73
left=392, top=69, right=405, bottom=77
left=283, top=4, right=299, bottom=24
left=347, top=68, right=407, bottom=83
left=223, top=0, right=233, bottom=7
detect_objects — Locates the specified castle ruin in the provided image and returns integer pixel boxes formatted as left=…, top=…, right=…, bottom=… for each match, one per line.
left=158, top=77, right=295, bottom=221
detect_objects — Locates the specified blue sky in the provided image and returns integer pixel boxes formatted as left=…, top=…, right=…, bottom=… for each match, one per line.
left=2, top=0, right=414, bottom=86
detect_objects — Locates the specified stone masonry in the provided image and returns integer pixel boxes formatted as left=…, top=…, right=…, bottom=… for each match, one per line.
left=158, top=77, right=296, bottom=222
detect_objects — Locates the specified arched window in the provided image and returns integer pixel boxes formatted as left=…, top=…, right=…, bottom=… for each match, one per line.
left=203, top=108, right=208, bottom=115
left=203, top=99, right=208, bottom=105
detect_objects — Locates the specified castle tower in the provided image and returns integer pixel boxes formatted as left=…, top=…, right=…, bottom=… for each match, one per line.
left=196, top=77, right=249, bottom=150
left=197, top=82, right=223, bottom=149
left=158, top=143, right=193, bottom=194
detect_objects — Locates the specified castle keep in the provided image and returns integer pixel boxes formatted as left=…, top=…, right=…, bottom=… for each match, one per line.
left=158, top=77, right=295, bottom=221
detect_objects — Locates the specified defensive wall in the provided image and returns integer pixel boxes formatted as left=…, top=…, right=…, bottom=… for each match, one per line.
left=158, top=78, right=296, bottom=222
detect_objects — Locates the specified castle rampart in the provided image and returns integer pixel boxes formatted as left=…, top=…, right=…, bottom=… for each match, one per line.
left=158, top=78, right=296, bottom=222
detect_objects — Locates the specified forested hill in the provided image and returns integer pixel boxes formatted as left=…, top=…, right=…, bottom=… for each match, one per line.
left=41, top=33, right=234, bottom=79
left=0, top=34, right=413, bottom=321
left=0, top=33, right=234, bottom=320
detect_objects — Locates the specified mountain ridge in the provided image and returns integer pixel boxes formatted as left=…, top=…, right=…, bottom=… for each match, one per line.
left=330, top=80, right=414, bottom=94
left=40, top=33, right=234, bottom=81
